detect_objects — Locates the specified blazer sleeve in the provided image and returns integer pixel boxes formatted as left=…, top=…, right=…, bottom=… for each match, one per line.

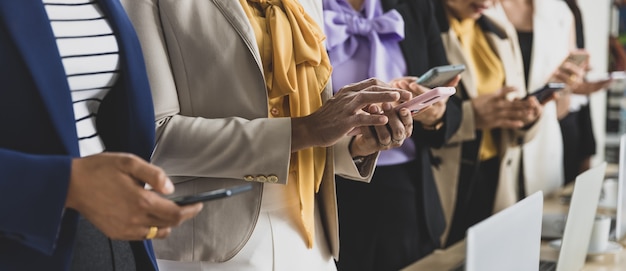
left=122, top=0, right=294, bottom=184
left=333, top=136, right=378, bottom=182
left=0, top=149, right=71, bottom=255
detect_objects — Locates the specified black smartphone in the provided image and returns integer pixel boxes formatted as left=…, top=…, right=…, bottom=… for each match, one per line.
left=168, top=183, right=254, bottom=205
left=416, top=64, right=465, bottom=88
left=523, top=82, right=566, bottom=103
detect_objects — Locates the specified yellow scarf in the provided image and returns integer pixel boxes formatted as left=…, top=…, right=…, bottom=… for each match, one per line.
left=240, top=0, right=331, bottom=248
left=450, top=17, right=505, bottom=161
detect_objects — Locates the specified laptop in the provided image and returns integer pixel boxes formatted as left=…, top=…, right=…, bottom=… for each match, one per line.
left=451, top=191, right=543, bottom=271
left=539, top=162, right=607, bottom=271
left=615, top=134, right=626, bottom=241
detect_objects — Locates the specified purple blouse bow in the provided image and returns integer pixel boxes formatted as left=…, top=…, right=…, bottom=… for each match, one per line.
left=323, top=0, right=405, bottom=82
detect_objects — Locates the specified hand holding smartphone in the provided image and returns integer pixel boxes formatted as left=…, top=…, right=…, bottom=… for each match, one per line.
left=416, top=64, right=465, bottom=88
left=395, top=87, right=456, bottom=115
left=523, top=82, right=566, bottom=103
left=168, top=183, right=254, bottom=205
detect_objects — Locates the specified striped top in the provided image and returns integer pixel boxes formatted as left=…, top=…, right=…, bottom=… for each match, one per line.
left=42, top=0, right=120, bottom=157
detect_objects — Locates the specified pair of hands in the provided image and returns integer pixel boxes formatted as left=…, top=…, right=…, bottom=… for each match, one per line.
left=350, top=75, right=461, bottom=156
left=471, top=87, right=543, bottom=130
left=469, top=50, right=599, bottom=130
left=291, top=78, right=415, bottom=158
left=66, top=153, right=203, bottom=240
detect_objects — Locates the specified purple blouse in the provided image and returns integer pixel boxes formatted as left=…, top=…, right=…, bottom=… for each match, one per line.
left=323, top=0, right=414, bottom=165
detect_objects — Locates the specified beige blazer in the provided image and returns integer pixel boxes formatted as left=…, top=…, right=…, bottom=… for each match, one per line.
left=121, top=0, right=376, bottom=262
left=432, top=11, right=539, bottom=244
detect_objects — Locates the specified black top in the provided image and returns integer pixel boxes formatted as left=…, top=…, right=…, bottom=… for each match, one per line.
left=517, top=30, right=534, bottom=87
left=563, top=0, right=585, bottom=49
left=380, top=0, right=463, bottom=248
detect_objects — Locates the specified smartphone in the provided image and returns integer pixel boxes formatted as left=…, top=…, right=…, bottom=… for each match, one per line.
left=168, top=183, right=253, bottom=205
left=416, top=64, right=466, bottom=88
left=610, top=71, right=626, bottom=90
left=395, top=87, right=456, bottom=114
left=523, top=82, right=566, bottom=103
left=566, top=51, right=589, bottom=66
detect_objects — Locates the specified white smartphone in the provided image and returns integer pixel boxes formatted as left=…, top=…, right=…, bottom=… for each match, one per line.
left=566, top=51, right=589, bottom=66
left=395, top=87, right=456, bottom=115
left=416, top=64, right=465, bottom=88
left=610, top=71, right=626, bottom=90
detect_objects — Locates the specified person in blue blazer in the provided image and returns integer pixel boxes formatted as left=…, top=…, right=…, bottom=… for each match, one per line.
left=0, top=0, right=202, bottom=270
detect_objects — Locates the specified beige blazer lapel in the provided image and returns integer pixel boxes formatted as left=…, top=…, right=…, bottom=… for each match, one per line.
left=212, top=0, right=264, bottom=77
left=482, top=28, right=526, bottom=99
left=441, top=30, right=477, bottom=99
left=527, top=0, right=572, bottom=93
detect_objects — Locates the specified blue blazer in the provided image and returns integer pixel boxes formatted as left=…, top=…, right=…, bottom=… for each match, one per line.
left=0, top=0, right=158, bottom=270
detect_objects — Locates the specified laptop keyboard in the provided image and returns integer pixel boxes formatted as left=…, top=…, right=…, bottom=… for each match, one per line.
left=539, top=260, right=556, bottom=271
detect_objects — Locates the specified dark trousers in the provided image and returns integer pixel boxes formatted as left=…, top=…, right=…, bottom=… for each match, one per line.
left=445, top=157, right=500, bottom=247
left=560, top=105, right=596, bottom=185
left=70, top=217, right=136, bottom=271
left=335, top=161, right=436, bottom=271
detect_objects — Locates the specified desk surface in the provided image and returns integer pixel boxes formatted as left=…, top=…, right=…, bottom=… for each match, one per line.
left=402, top=187, right=626, bottom=271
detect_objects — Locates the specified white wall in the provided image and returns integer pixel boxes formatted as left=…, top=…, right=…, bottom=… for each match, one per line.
left=578, top=0, right=612, bottom=165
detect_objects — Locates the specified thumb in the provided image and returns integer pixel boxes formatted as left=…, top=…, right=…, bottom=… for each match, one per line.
left=126, top=158, right=175, bottom=195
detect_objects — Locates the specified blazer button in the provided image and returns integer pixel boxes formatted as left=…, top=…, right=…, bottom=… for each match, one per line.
left=506, top=159, right=512, bottom=166
left=270, top=107, right=280, bottom=117
left=268, top=175, right=279, bottom=183
left=243, top=175, right=255, bottom=182
left=256, top=175, right=268, bottom=183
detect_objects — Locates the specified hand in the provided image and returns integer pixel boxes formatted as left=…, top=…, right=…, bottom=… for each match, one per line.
left=349, top=103, right=414, bottom=156
left=513, top=95, right=543, bottom=127
left=551, top=55, right=588, bottom=91
left=472, top=87, right=540, bottom=130
left=571, top=78, right=611, bottom=95
left=65, top=152, right=203, bottom=240
left=290, top=78, right=412, bottom=152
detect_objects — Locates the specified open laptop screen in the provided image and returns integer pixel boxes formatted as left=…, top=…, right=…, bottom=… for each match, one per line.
left=465, top=192, right=543, bottom=271
left=616, top=134, right=626, bottom=240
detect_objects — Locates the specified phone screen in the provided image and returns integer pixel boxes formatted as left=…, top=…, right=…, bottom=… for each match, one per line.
left=169, top=184, right=253, bottom=205
left=524, top=82, right=566, bottom=103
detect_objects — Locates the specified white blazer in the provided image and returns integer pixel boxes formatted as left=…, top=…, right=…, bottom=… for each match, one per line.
left=490, top=0, right=575, bottom=196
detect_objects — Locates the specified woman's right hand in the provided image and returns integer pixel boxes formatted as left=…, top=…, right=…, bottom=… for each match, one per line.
left=65, top=152, right=203, bottom=240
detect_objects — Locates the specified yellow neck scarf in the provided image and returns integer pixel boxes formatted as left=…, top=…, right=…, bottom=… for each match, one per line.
left=240, top=0, right=331, bottom=248
left=450, top=17, right=504, bottom=161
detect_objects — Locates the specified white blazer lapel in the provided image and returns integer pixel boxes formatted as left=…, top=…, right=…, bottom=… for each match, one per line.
left=528, top=0, right=572, bottom=92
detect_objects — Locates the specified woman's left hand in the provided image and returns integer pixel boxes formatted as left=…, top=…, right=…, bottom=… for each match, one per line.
left=513, top=95, right=544, bottom=127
